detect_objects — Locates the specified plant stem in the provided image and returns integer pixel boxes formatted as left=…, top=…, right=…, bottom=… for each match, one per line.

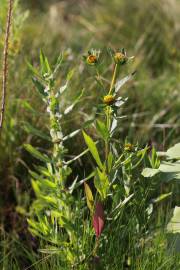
left=93, top=237, right=100, bottom=256
left=0, top=0, right=13, bottom=134
left=105, top=64, right=118, bottom=161
left=108, top=63, right=118, bottom=95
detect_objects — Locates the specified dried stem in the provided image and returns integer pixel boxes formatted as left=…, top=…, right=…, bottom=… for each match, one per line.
left=0, top=0, right=14, bottom=134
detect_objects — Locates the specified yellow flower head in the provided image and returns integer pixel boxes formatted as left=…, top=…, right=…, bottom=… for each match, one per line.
left=87, top=54, right=97, bottom=65
left=114, top=52, right=127, bottom=64
left=103, top=95, right=115, bottom=105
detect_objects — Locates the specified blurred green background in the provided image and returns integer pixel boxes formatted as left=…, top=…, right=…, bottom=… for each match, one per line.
left=0, top=0, right=179, bottom=240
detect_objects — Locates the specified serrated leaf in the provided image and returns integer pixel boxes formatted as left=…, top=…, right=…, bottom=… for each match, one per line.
left=83, top=131, right=103, bottom=170
left=84, top=183, right=94, bottom=213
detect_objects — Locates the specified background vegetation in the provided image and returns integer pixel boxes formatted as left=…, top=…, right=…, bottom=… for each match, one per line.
left=0, top=0, right=180, bottom=269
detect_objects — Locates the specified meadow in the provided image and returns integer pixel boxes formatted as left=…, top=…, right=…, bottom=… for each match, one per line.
left=0, top=0, right=180, bottom=269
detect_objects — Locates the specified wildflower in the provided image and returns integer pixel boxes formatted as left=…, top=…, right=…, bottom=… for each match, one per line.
left=87, top=54, right=97, bottom=65
left=103, top=95, right=116, bottom=105
left=124, top=143, right=134, bottom=152
left=114, top=51, right=127, bottom=65
left=83, top=49, right=101, bottom=66
left=108, top=48, right=134, bottom=65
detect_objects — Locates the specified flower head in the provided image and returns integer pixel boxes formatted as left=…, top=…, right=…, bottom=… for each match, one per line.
left=108, top=48, right=134, bottom=65
left=83, top=49, right=101, bottom=66
left=87, top=54, right=97, bottom=65
left=114, top=51, right=127, bottom=65
left=103, top=95, right=116, bottom=106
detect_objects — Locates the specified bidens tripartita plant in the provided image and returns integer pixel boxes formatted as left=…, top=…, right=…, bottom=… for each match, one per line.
left=25, top=48, right=175, bottom=269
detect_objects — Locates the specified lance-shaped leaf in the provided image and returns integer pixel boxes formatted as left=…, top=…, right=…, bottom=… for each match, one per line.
left=24, top=144, right=50, bottom=163
left=115, top=72, right=136, bottom=94
left=23, top=122, right=51, bottom=141
left=55, top=83, right=68, bottom=98
left=32, top=77, right=47, bottom=97
left=40, top=50, right=51, bottom=75
left=64, top=89, right=84, bottom=115
left=84, top=182, right=94, bottom=213
left=55, top=70, right=74, bottom=98
left=63, top=129, right=81, bottom=141
left=93, top=202, right=105, bottom=238
left=152, top=192, right=172, bottom=203
left=83, top=131, right=104, bottom=170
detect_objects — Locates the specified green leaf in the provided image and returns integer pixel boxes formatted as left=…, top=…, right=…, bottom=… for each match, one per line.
left=66, top=68, right=75, bottom=81
left=40, top=195, right=57, bottom=205
left=84, top=182, right=94, bottom=213
left=40, top=50, right=51, bottom=75
left=107, top=152, right=113, bottom=173
left=32, top=77, right=47, bottom=97
left=167, top=143, right=180, bottom=159
left=96, top=120, right=109, bottom=141
left=94, top=168, right=109, bottom=200
left=24, top=144, right=50, bottom=163
left=27, top=61, right=39, bottom=77
left=112, top=194, right=134, bottom=220
left=69, top=171, right=95, bottom=192
left=115, top=73, right=134, bottom=93
left=63, top=129, right=80, bottom=141
left=167, top=206, right=180, bottom=233
left=64, top=89, right=84, bottom=115
left=142, top=167, right=160, bottom=178
left=31, top=179, right=40, bottom=195
left=152, top=192, right=172, bottom=203
left=82, top=131, right=103, bottom=170
left=23, top=122, right=51, bottom=141
left=160, top=172, right=180, bottom=182
left=159, top=161, right=180, bottom=173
